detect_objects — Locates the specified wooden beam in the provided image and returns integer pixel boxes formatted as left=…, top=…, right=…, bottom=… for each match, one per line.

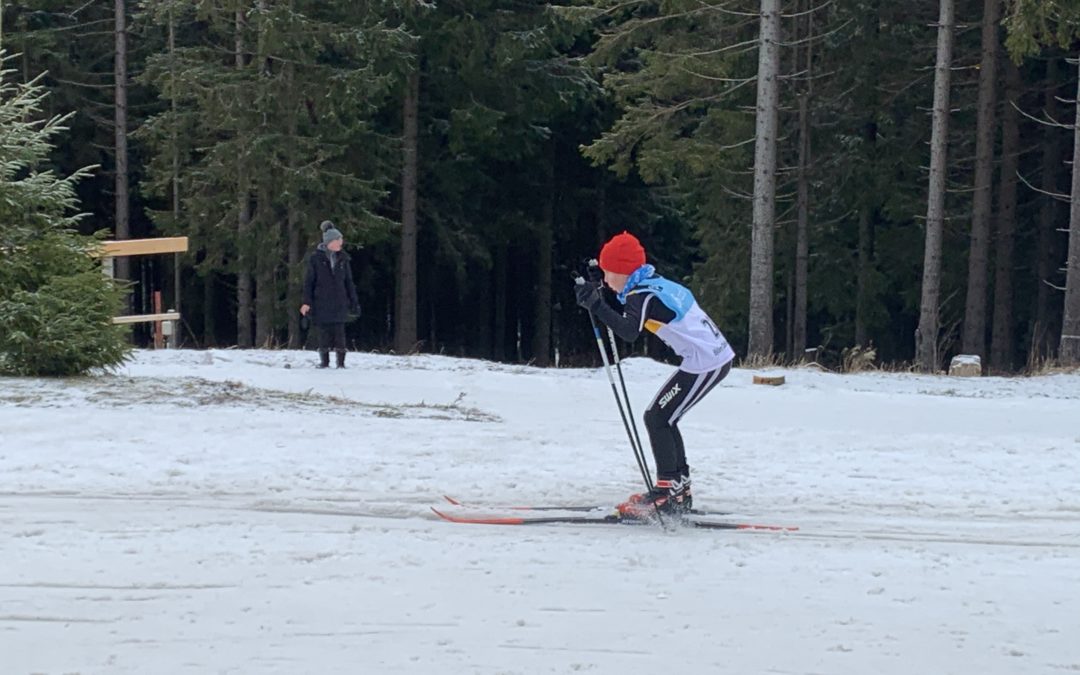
left=96, top=237, right=189, bottom=258
left=112, top=312, right=181, bottom=325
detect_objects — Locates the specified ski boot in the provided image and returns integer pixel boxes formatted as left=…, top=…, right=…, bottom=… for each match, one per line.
left=617, top=475, right=692, bottom=519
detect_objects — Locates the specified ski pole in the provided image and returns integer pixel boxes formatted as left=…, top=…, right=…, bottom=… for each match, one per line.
left=577, top=277, right=662, bottom=522
left=585, top=259, right=652, bottom=486
left=605, top=326, right=652, bottom=486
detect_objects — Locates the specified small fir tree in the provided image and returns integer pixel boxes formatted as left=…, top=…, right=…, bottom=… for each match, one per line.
left=0, top=56, right=131, bottom=376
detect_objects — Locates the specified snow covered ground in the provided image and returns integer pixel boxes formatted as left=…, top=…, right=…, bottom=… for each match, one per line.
left=2, top=349, right=1079, bottom=674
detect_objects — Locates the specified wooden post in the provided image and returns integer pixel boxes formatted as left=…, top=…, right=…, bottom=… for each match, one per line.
left=153, top=291, right=164, bottom=349
left=174, top=251, right=182, bottom=347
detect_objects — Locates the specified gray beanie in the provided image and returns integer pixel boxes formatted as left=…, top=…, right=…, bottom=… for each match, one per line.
left=320, top=220, right=343, bottom=245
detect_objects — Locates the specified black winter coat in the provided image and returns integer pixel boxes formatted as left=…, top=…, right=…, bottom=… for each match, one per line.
left=303, top=246, right=360, bottom=324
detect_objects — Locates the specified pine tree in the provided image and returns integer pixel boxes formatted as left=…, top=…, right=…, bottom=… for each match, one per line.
left=1006, top=0, right=1080, bottom=367
left=989, top=59, right=1021, bottom=372
left=915, top=0, right=955, bottom=373
left=0, top=58, right=130, bottom=376
left=960, top=0, right=1003, bottom=361
left=749, top=0, right=782, bottom=360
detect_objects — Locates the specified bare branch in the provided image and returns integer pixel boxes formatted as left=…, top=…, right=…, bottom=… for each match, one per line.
left=720, top=184, right=754, bottom=200
left=655, top=37, right=760, bottom=60
left=16, top=17, right=113, bottom=36
left=717, top=136, right=757, bottom=151
left=1017, top=171, right=1072, bottom=202
left=778, top=18, right=853, bottom=48
left=782, top=1, right=833, bottom=19
left=1011, top=99, right=1072, bottom=129
left=677, top=67, right=756, bottom=84
left=597, top=0, right=650, bottom=17
left=693, top=0, right=760, bottom=18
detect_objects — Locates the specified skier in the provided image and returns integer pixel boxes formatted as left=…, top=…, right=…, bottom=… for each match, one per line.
left=574, top=231, right=735, bottom=517
left=301, top=221, right=360, bottom=369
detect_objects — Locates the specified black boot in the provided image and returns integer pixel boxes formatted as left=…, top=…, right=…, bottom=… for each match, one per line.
left=336, top=350, right=346, bottom=369
left=317, top=350, right=330, bottom=369
left=617, top=474, right=692, bottom=519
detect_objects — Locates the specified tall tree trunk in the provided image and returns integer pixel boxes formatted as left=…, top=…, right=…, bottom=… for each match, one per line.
left=169, top=10, right=178, bottom=226
left=284, top=60, right=302, bottom=349
left=1036, top=58, right=1062, bottom=357
left=493, top=241, right=507, bottom=361
left=202, top=270, right=216, bottom=347
left=477, top=260, right=492, bottom=357
left=989, top=59, right=1021, bottom=372
left=915, top=0, right=955, bottom=372
left=254, top=209, right=277, bottom=348
left=785, top=266, right=793, bottom=358
left=395, top=69, right=420, bottom=353
left=1060, top=58, right=1080, bottom=366
left=855, top=208, right=873, bottom=346
left=794, top=93, right=810, bottom=358
left=793, top=0, right=812, bottom=359
left=235, top=9, right=253, bottom=348
left=236, top=188, right=253, bottom=347
left=961, top=0, right=1001, bottom=360
left=169, top=7, right=181, bottom=344
left=428, top=286, right=437, bottom=351
left=533, top=155, right=554, bottom=367
left=748, top=0, right=781, bottom=359
left=855, top=5, right=879, bottom=349
left=286, top=209, right=302, bottom=348
left=252, top=0, right=274, bottom=348
left=114, top=0, right=130, bottom=284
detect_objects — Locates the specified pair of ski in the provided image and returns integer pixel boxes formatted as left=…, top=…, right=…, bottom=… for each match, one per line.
left=433, top=496, right=797, bottom=532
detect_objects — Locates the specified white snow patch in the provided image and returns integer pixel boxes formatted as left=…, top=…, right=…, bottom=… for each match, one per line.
left=1, top=349, right=1078, bottom=673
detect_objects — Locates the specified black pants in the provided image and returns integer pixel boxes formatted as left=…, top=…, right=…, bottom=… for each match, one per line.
left=643, top=361, right=731, bottom=479
left=316, top=322, right=346, bottom=352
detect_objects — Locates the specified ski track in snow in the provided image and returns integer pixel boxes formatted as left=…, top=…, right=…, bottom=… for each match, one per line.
left=1, top=349, right=1079, bottom=674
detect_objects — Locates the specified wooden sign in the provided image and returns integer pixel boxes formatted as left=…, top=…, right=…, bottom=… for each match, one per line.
left=95, top=237, right=189, bottom=258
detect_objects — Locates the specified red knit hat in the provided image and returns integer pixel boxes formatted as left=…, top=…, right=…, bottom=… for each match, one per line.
left=599, top=231, right=646, bottom=275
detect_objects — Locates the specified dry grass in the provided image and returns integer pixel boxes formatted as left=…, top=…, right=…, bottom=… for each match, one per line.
left=840, top=346, right=877, bottom=373
left=1026, top=358, right=1080, bottom=377
left=737, top=345, right=1078, bottom=378
left=0, top=376, right=502, bottom=423
left=738, top=353, right=786, bottom=370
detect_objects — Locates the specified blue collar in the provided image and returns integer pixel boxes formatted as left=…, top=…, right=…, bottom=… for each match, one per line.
left=616, top=264, right=655, bottom=304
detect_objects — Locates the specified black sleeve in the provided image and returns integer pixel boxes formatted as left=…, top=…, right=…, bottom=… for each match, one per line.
left=592, top=291, right=675, bottom=343
left=344, top=256, right=360, bottom=310
left=302, top=254, right=316, bottom=306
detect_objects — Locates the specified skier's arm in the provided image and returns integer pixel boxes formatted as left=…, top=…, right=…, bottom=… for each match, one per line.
left=590, top=294, right=643, bottom=342
left=597, top=292, right=678, bottom=343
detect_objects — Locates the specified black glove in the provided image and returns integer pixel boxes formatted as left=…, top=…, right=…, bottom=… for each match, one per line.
left=584, top=258, right=604, bottom=283
left=351, top=302, right=361, bottom=317
left=574, top=279, right=603, bottom=312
